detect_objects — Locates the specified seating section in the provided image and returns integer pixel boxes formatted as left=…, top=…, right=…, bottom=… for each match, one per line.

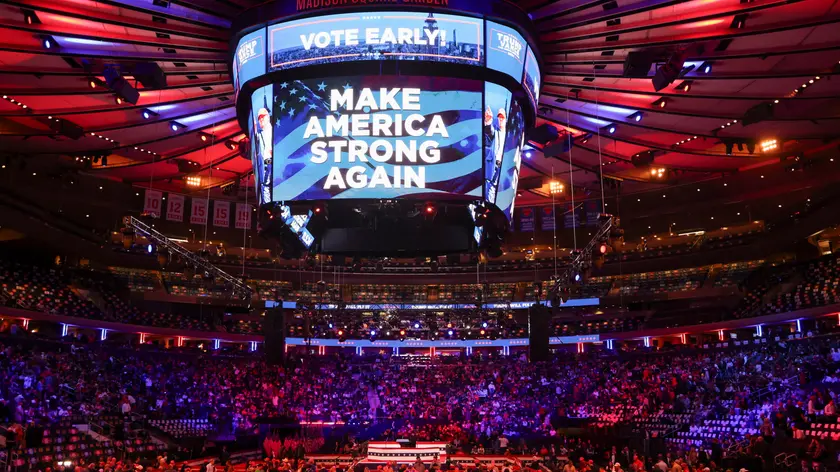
left=764, top=256, right=840, bottom=314
left=0, top=262, right=102, bottom=320
left=352, top=284, right=428, bottom=303
left=714, top=260, right=765, bottom=287
left=148, top=419, right=215, bottom=439
left=7, top=421, right=165, bottom=470
left=164, top=272, right=227, bottom=298
left=108, top=267, right=160, bottom=292
left=253, top=279, right=294, bottom=301
left=616, top=267, right=708, bottom=296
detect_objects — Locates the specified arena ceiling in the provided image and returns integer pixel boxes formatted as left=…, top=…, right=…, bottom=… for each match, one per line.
left=1, top=0, right=839, bottom=211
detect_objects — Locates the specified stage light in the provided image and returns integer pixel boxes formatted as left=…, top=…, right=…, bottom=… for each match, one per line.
left=88, top=79, right=97, bottom=89
left=414, top=322, right=420, bottom=329
left=23, top=10, right=40, bottom=25
left=549, top=180, right=564, bottom=195
left=482, top=322, right=488, bottom=328
left=655, top=98, right=667, bottom=109
left=169, top=121, right=184, bottom=131
left=760, top=138, right=778, bottom=153
left=630, top=112, right=644, bottom=122
left=574, top=272, right=582, bottom=282
left=328, top=323, right=333, bottom=329
left=425, top=203, right=435, bottom=214
left=609, top=126, right=616, bottom=134
left=41, top=35, right=57, bottom=49
left=185, top=175, right=202, bottom=187
left=141, top=109, right=157, bottom=120
left=198, top=132, right=210, bottom=142
left=114, top=95, right=123, bottom=105
left=599, top=243, right=608, bottom=254
left=701, top=62, right=712, bottom=74
left=370, top=330, right=376, bottom=336
left=146, top=244, right=154, bottom=254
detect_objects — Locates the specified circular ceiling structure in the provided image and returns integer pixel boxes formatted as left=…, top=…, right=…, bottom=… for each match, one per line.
left=1, top=0, right=838, bottom=217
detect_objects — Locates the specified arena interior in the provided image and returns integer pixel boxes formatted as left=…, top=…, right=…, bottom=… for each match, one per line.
left=2, top=1, right=840, bottom=472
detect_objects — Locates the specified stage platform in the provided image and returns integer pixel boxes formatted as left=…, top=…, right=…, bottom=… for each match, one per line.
left=307, top=442, right=541, bottom=465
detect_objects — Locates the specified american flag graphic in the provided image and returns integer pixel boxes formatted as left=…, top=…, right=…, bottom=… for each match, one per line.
left=269, top=76, right=483, bottom=201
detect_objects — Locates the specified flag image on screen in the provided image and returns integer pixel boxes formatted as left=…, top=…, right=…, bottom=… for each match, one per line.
left=267, top=75, right=483, bottom=201
left=494, top=98, right=525, bottom=221
left=251, top=84, right=274, bottom=205
left=523, top=46, right=540, bottom=110
left=484, top=82, right=512, bottom=204
left=268, top=12, right=483, bottom=72
left=486, top=21, right=526, bottom=83
left=484, top=82, right=525, bottom=221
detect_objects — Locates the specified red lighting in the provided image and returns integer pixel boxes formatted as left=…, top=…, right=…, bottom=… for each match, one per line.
left=425, top=204, right=435, bottom=214
left=599, top=243, right=608, bottom=254
left=337, top=329, right=344, bottom=336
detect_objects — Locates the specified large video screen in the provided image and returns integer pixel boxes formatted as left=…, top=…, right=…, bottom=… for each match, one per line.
left=267, top=12, right=484, bottom=72
left=234, top=29, right=266, bottom=102
left=250, top=84, right=273, bottom=205
left=254, top=75, right=484, bottom=202
left=484, top=83, right=525, bottom=221
left=486, top=21, right=526, bottom=83
left=523, top=46, right=541, bottom=111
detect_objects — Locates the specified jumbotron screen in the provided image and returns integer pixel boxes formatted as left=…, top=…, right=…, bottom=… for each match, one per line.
left=249, top=77, right=524, bottom=220
left=235, top=9, right=537, bottom=222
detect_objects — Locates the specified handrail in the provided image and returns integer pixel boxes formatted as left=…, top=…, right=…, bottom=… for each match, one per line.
left=124, top=216, right=252, bottom=300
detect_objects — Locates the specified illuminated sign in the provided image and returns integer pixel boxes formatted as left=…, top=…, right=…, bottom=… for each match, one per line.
left=523, top=46, right=540, bottom=110
left=486, top=21, right=526, bottom=83
left=268, top=12, right=483, bottom=71
left=253, top=75, right=483, bottom=201
left=233, top=29, right=265, bottom=101
left=295, top=0, right=452, bottom=14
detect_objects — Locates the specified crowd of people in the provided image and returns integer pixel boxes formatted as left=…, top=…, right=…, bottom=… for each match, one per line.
left=3, top=322, right=840, bottom=472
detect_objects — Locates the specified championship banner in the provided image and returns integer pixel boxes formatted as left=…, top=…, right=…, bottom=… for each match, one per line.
left=190, top=198, right=208, bottom=225
left=143, top=189, right=162, bottom=217
left=564, top=203, right=580, bottom=229
left=213, top=200, right=231, bottom=227
left=166, top=194, right=185, bottom=222
left=585, top=200, right=600, bottom=227
left=519, top=207, right=535, bottom=232
left=235, top=203, right=252, bottom=230
left=540, top=206, right=555, bottom=231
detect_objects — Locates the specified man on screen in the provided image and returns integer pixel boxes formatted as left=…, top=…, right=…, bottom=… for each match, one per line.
left=255, top=107, right=273, bottom=203
left=484, top=106, right=507, bottom=201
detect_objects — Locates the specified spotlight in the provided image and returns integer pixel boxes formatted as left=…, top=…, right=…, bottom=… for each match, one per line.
left=549, top=180, right=564, bottom=194
left=41, top=35, right=57, bottom=50
left=608, top=125, right=616, bottom=134
left=599, top=243, right=609, bottom=255
left=678, top=81, right=692, bottom=92
left=701, top=62, right=712, bottom=74
left=225, top=140, right=238, bottom=150
left=114, top=95, right=123, bottom=105
left=198, top=132, right=211, bottom=142
left=169, top=121, right=184, bottom=132
left=630, top=112, right=644, bottom=122
left=425, top=203, right=435, bottom=214
left=414, top=322, right=420, bottom=329
left=23, top=9, right=40, bottom=25
left=447, top=329, right=454, bottom=337
left=654, top=98, right=667, bottom=109
left=652, top=49, right=688, bottom=91
left=88, top=79, right=98, bottom=89
left=574, top=272, right=582, bottom=283
left=525, top=150, right=532, bottom=158
left=141, top=109, right=157, bottom=120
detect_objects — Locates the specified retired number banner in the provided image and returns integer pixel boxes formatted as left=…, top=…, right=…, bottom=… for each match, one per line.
left=213, top=200, right=230, bottom=228
left=143, top=189, right=162, bottom=217
left=166, top=194, right=185, bottom=222
left=190, top=198, right=208, bottom=225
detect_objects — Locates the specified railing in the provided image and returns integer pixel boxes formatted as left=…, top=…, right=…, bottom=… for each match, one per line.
left=124, top=216, right=252, bottom=300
